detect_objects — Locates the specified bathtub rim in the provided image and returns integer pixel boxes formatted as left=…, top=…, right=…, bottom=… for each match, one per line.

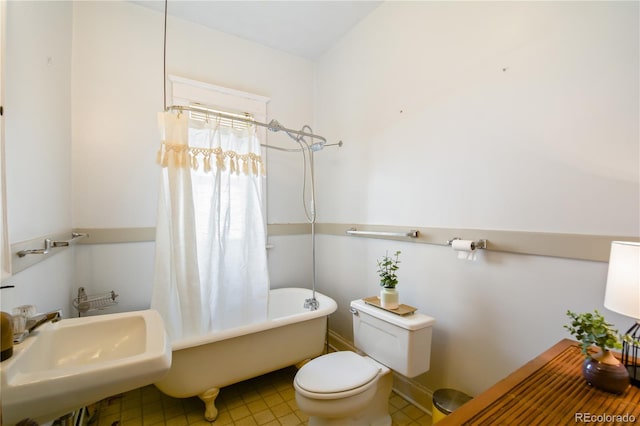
left=171, top=287, right=337, bottom=351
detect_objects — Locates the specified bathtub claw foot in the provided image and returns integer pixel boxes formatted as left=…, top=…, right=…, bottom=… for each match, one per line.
left=199, top=388, right=220, bottom=421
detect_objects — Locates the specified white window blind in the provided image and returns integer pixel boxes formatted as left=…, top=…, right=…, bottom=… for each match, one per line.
left=186, top=104, right=254, bottom=131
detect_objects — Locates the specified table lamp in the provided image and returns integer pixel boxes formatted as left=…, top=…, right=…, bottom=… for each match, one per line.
left=603, top=241, right=640, bottom=386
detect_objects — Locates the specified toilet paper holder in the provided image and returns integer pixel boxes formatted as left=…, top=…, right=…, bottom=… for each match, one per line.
left=446, top=237, right=487, bottom=250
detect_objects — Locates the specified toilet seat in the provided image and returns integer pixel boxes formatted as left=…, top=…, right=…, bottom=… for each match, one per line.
left=294, top=351, right=381, bottom=400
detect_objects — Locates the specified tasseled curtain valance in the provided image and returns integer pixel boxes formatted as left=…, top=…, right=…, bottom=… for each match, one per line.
left=157, top=142, right=266, bottom=176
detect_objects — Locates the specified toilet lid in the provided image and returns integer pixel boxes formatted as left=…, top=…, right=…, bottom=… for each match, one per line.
left=295, top=351, right=380, bottom=394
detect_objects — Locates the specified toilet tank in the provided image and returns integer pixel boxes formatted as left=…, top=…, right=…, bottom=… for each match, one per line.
left=350, top=299, right=435, bottom=378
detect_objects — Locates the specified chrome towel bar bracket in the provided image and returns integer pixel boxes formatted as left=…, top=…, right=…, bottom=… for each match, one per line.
left=17, top=232, right=88, bottom=257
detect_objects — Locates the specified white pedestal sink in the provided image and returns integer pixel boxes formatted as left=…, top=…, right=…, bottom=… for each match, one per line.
left=1, top=310, right=171, bottom=425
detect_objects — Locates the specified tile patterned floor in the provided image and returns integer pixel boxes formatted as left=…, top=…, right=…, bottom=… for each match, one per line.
left=89, top=366, right=431, bottom=426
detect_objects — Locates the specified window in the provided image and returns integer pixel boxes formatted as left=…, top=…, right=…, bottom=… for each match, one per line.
left=167, top=76, right=270, bottom=232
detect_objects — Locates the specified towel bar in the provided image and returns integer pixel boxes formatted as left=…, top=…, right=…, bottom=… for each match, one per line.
left=17, top=232, right=88, bottom=257
left=346, top=228, right=419, bottom=238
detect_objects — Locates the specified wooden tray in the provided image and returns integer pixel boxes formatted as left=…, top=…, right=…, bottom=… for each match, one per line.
left=363, top=296, right=417, bottom=316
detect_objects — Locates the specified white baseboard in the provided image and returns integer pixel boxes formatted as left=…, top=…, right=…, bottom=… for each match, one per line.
left=327, top=330, right=434, bottom=415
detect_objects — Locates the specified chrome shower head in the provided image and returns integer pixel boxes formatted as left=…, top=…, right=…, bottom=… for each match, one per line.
left=310, top=142, right=326, bottom=152
left=267, top=119, right=284, bottom=132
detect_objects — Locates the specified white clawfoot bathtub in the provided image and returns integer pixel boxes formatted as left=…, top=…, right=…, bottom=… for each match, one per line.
left=154, top=287, right=337, bottom=421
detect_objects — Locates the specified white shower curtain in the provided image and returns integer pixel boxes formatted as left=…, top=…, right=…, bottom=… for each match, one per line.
left=152, top=111, right=269, bottom=341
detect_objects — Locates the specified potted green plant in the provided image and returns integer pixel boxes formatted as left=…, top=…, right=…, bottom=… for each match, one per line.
left=377, top=250, right=401, bottom=309
left=565, top=310, right=630, bottom=394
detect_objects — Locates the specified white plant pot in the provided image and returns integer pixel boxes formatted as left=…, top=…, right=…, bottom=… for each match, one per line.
left=380, top=288, right=399, bottom=309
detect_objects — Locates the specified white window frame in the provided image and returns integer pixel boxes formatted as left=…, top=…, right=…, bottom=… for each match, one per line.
left=168, top=75, right=269, bottom=122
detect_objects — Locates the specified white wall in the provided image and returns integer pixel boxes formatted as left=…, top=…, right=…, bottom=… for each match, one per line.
left=1, top=1, right=75, bottom=316
left=71, top=1, right=316, bottom=307
left=314, top=1, right=639, bottom=395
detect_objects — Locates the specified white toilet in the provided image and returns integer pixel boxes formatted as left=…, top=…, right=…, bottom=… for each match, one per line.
left=294, top=298, right=436, bottom=425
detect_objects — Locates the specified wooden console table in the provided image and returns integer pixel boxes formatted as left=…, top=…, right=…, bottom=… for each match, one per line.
left=439, top=339, right=640, bottom=425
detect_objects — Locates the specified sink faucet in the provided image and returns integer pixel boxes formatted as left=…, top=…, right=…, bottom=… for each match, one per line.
left=26, top=310, right=62, bottom=333
left=13, top=309, right=61, bottom=344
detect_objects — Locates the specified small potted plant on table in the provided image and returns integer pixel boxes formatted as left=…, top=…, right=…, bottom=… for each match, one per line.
left=565, top=309, right=630, bottom=394
left=377, top=250, right=401, bottom=309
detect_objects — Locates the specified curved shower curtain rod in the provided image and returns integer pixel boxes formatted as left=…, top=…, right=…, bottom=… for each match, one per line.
left=165, top=105, right=342, bottom=150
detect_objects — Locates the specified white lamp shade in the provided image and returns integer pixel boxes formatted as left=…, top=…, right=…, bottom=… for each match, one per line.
left=604, top=241, right=640, bottom=319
